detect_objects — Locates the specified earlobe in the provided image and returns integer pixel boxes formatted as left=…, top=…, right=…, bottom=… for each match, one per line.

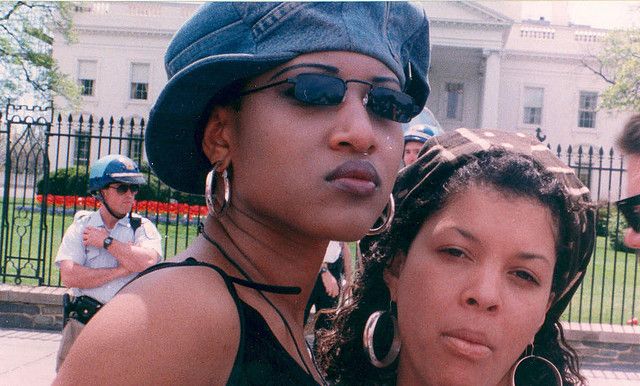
left=202, top=106, right=234, bottom=170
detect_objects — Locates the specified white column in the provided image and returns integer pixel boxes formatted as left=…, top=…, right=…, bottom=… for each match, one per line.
left=480, top=49, right=501, bottom=129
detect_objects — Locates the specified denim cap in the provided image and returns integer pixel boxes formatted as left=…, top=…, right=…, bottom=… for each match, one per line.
left=146, top=2, right=431, bottom=194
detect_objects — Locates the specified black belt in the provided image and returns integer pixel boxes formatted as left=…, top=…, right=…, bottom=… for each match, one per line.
left=63, top=294, right=104, bottom=326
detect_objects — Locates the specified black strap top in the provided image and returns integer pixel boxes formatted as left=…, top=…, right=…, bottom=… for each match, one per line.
left=135, top=258, right=319, bottom=386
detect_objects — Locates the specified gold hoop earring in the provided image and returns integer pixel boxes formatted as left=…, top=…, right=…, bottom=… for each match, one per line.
left=205, top=163, right=230, bottom=217
left=511, top=344, right=563, bottom=386
left=362, top=310, right=401, bottom=368
left=368, top=194, right=395, bottom=236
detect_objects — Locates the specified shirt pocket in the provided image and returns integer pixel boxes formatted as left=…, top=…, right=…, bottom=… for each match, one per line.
left=85, top=247, right=101, bottom=262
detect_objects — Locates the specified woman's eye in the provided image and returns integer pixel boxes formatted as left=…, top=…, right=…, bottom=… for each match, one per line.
left=513, top=270, right=539, bottom=285
left=442, top=247, right=466, bottom=259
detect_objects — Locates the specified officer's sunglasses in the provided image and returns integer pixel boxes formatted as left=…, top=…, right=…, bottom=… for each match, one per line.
left=109, top=184, right=140, bottom=195
left=240, top=73, right=421, bottom=123
left=616, top=193, right=640, bottom=232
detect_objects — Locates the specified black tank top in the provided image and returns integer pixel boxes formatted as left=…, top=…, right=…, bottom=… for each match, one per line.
left=135, top=258, right=319, bottom=386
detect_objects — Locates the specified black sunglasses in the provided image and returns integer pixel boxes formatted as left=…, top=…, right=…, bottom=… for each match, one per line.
left=616, top=193, right=640, bottom=232
left=109, top=184, right=140, bottom=195
left=240, top=73, right=421, bottom=123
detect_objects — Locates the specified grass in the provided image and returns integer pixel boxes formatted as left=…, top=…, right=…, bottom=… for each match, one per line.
left=2, top=199, right=638, bottom=325
left=0, top=198, right=200, bottom=287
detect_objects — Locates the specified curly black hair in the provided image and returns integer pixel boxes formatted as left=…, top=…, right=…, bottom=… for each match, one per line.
left=317, top=150, right=589, bottom=386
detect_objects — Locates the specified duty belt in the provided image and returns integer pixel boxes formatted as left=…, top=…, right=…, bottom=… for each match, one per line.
left=63, top=294, right=103, bottom=326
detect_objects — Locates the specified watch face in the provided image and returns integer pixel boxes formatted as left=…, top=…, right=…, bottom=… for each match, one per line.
left=104, top=237, right=113, bottom=249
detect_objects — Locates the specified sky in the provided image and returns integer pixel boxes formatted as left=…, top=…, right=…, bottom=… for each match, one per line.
left=521, top=1, right=640, bottom=29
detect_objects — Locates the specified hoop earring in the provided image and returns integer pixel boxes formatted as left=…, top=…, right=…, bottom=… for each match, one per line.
left=511, top=344, right=563, bottom=386
left=367, top=194, right=395, bottom=236
left=362, top=310, right=401, bottom=368
left=205, top=164, right=230, bottom=217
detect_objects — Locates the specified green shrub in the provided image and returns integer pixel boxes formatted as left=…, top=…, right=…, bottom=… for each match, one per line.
left=37, top=166, right=89, bottom=196
left=596, top=202, right=611, bottom=237
left=607, top=206, right=636, bottom=253
left=38, top=163, right=205, bottom=206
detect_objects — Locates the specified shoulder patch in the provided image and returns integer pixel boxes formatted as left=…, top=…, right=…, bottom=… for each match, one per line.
left=142, top=221, right=161, bottom=239
left=73, top=210, right=93, bottom=222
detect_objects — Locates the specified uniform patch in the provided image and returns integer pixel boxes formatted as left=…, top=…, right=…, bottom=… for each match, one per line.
left=142, top=220, right=160, bottom=239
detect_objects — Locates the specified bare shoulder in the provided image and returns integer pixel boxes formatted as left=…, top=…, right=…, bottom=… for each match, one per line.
left=54, top=263, right=240, bottom=385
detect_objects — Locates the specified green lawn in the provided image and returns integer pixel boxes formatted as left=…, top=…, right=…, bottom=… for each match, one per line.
left=0, top=199, right=200, bottom=287
left=563, top=236, right=639, bottom=325
left=2, top=199, right=638, bottom=325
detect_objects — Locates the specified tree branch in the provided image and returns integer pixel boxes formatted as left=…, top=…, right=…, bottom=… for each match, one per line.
left=581, top=57, right=616, bottom=85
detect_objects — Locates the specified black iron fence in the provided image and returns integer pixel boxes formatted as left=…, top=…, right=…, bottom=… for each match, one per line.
left=0, top=102, right=637, bottom=325
left=0, top=102, right=204, bottom=288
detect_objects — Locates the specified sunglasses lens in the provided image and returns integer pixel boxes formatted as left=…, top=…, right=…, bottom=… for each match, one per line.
left=294, top=74, right=345, bottom=105
left=367, top=87, right=419, bottom=123
left=115, top=185, right=139, bottom=194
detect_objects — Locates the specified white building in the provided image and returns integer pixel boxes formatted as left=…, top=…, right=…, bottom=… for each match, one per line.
left=52, top=1, right=635, bottom=164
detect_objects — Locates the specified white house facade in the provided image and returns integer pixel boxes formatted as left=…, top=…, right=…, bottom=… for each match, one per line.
left=52, top=1, right=635, bottom=169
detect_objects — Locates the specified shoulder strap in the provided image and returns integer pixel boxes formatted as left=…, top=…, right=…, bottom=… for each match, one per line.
left=129, top=213, right=142, bottom=234
left=133, top=258, right=300, bottom=294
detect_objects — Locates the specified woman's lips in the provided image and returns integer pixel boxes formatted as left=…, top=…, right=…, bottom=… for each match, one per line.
left=441, top=329, right=493, bottom=360
left=325, top=160, right=380, bottom=197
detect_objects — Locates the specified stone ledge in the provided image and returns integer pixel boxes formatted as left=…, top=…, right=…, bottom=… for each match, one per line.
left=0, top=284, right=67, bottom=305
left=562, top=322, right=639, bottom=345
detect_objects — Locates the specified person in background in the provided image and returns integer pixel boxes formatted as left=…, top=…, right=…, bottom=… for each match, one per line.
left=616, top=114, right=640, bottom=250
left=319, top=129, right=595, bottom=386
left=305, top=241, right=353, bottom=332
left=402, top=124, right=441, bottom=166
left=54, top=2, right=430, bottom=384
left=54, top=154, right=162, bottom=371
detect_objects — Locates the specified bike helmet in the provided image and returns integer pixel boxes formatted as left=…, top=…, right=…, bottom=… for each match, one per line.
left=88, top=155, right=146, bottom=193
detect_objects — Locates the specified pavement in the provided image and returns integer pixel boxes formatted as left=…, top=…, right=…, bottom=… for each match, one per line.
left=1, top=327, right=639, bottom=386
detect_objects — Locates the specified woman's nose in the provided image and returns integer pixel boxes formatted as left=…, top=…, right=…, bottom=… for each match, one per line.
left=328, top=86, right=377, bottom=155
left=461, top=267, right=502, bottom=313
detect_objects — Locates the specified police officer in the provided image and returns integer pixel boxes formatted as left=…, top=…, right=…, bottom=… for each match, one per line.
left=403, top=124, right=442, bottom=166
left=54, top=154, right=162, bottom=371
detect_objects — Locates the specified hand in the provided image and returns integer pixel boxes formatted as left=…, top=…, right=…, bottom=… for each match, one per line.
left=321, top=271, right=340, bottom=298
left=624, top=228, right=640, bottom=249
left=82, top=226, right=110, bottom=249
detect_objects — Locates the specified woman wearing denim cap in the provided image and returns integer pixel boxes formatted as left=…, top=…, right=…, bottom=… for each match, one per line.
left=318, top=129, right=596, bottom=386
left=54, top=2, right=429, bottom=385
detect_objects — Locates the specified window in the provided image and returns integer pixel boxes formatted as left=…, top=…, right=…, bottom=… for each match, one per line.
left=578, top=92, right=598, bottom=128
left=74, top=131, right=90, bottom=166
left=576, top=167, right=592, bottom=190
left=78, top=60, right=97, bottom=96
left=130, top=63, right=150, bottom=100
left=523, top=87, right=543, bottom=125
left=445, top=82, right=463, bottom=120
left=127, top=134, right=143, bottom=161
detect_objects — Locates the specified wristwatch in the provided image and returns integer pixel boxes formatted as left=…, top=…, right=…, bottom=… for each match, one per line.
left=103, top=236, right=114, bottom=250
left=319, top=266, right=328, bottom=274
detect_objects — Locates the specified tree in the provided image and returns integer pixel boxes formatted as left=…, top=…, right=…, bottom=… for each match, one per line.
left=0, top=2, right=80, bottom=107
left=582, top=28, right=640, bottom=112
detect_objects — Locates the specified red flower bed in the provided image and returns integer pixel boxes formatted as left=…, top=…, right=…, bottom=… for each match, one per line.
left=36, top=195, right=208, bottom=218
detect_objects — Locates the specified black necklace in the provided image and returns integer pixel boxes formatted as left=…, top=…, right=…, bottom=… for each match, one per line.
left=198, top=223, right=327, bottom=385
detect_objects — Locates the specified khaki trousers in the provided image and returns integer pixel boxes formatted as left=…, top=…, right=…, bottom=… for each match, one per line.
left=55, top=319, right=84, bottom=372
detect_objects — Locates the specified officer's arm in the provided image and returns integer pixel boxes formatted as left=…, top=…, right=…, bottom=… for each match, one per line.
left=59, top=260, right=130, bottom=289
left=106, top=241, right=159, bottom=273
left=108, top=219, right=162, bottom=272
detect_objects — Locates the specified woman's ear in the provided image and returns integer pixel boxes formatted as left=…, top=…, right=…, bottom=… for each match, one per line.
left=202, top=105, right=235, bottom=171
left=383, top=252, right=406, bottom=302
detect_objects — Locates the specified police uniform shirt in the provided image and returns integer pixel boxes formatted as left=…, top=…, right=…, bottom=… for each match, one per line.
left=55, top=210, right=163, bottom=304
